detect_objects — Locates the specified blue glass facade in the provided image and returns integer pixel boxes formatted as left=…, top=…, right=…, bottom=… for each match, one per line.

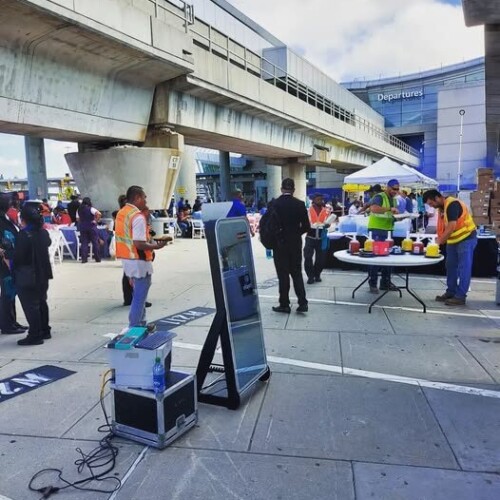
left=343, top=59, right=485, bottom=188
left=365, top=67, right=484, bottom=128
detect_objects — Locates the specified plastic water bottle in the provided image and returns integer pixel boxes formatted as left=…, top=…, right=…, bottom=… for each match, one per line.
left=266, top=248, right=273, bottom=259
left=152, top=357, right=165, bottom=394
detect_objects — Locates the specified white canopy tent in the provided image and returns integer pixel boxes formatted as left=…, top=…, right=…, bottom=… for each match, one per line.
left=343, top=157, right=438, bottom=189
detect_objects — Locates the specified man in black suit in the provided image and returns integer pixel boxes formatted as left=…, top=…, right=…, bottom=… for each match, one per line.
left=271, top=178, right=311, bottom=313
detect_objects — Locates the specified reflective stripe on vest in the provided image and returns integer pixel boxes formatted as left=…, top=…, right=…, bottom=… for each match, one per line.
left=437, top=197, right=476, bottom=245
left=309, top=206, right=328, bottom=224
left=115, top=205, right=153, bottom=261
left=368, top=192, right=395, bottom=231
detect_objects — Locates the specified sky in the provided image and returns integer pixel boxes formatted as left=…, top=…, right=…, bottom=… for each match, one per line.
left=0, top=0, right=484, bottom=180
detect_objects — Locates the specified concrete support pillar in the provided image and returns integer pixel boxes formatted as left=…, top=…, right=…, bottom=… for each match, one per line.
left=175, top=145, right=197, bottom=205
left=66, top=130, right=185, bottom=212
left=283, top=161, right=307, bottom=202
left=266, top=164, right=282, bottom=201
left=219, top=151, right=231, bottom=201
left=315, top=166, right=345, bottom=190
left=25, top=137, right=48, bottom=200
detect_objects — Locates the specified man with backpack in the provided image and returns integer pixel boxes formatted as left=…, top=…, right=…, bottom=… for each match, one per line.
left=261, top=178, right=310, bottom=313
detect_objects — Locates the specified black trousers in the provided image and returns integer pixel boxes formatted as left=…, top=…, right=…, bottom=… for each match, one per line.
left=273, top=242, right=307, bottom=307
left=80, top=227, right=100, bottom=262
left=17, top=281, right=50, bottom=340
left=122, top=273, right=133, bottom=305
left=0, top=276, right=17, bottom=331
left=303, top=237, right=326, bottom=279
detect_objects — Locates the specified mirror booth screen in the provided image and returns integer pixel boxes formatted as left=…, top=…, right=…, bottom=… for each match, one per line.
left=215, top=218, right=267, bottom=391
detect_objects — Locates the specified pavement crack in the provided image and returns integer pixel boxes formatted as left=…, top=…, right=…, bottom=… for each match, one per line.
left=456, top=337, right=497, bottom=384
left=247, top=381, right=270, bottom=452
left=419, top=386, right=463, bottom=471
left=382, top=308, right=397, bottom=335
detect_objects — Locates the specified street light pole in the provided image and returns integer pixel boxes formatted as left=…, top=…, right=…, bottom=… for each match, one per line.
left=457, top=109, right=466, bottom=194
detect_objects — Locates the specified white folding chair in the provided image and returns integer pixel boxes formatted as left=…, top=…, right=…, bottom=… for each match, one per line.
left=60, top=229, right=77, bottom=260
left=174, top=222, right=183, bottom=238
left=191, top=219, right=205, bottom=239
left=47, top=230, right=63, bottom=266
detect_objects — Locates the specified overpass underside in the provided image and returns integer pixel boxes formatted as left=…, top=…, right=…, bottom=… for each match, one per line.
left=151, top=84, right=376, bottom=170
left=0, top=0, right=193, bottom=143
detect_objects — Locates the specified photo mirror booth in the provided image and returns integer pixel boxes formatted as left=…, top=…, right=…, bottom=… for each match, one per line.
left=196, top=203, right=270, bottom=409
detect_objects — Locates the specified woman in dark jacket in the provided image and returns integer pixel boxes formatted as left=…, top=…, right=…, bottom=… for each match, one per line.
left=77, top=197, right=101, bottom=263
left=14, top=205, right=53, bottom=346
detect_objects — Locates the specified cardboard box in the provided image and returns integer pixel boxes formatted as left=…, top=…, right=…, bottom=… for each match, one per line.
left=472, top=210, right=489, bottom=218
left=477, top=168, right=494, bottom=177
left=470, top=191, right=491, bottom=202
left=471, top=201, right=490, bottom=210
left=472, top=215, right=490, bottom=225
left=477, top=177, right=495, bottom=191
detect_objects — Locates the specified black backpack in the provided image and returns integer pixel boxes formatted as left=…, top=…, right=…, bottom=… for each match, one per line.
left=259, top=202, right=284, bottom=250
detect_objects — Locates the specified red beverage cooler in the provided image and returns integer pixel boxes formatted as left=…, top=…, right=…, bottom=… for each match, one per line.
left=373, top=241, right=390, bottom=256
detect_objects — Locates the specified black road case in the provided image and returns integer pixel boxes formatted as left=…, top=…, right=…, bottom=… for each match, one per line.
left=111, top=371, right=197, bottom=449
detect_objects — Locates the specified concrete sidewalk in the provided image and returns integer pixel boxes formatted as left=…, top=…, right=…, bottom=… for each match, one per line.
left=1, top=237, right=500, bottom=499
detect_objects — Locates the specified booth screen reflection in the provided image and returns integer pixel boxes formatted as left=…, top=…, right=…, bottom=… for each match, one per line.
left=215, top=218, right=267, bottom=392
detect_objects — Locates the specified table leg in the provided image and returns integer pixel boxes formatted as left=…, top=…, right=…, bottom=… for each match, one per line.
left=401, top=269, right=427, bottom=313
left=368, top=290, right=391, bottom=313
left=352, top=276, right=369, bottom=298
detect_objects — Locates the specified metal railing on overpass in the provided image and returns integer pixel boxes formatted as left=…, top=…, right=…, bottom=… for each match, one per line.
left=161, top=0, right=419, bottom=159
left=148, top=0, right=194, bottom=32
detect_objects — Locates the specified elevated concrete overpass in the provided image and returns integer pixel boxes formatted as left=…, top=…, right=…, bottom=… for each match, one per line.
left=0, top=0, right=195, bottom=143
left=0, top=0, right=420, bottom=207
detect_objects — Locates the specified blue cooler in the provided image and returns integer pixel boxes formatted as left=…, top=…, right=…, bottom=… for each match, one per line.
left=393, top=220, right=411, bottom=238
left=356, top=219, right=368, bottom=236
left=338, top=216, right=357, bottom=233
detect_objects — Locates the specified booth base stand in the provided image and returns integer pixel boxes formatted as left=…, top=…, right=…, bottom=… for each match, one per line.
left=111, top=371, right=197, bottom=449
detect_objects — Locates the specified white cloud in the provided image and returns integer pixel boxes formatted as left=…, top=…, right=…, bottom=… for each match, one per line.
left=0, top=134, right=25, bottom=178
left=229, top=0, right=484, bottom=81
left=0, top=135, right=77, bottom=179
left=0, top=157, right=23, bottom=171
left=44, top=140, right=77, bottom=177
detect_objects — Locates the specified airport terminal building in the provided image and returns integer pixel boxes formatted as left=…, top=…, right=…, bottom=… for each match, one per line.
left=343, top=58, right=486, bottom=191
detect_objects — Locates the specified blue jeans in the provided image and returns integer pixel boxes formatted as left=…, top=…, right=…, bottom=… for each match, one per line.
left=445, top=234, right=477, bottom=299
left=129, top=274, right=152, bottom=326
left=368, top=229, right=392, bottom=287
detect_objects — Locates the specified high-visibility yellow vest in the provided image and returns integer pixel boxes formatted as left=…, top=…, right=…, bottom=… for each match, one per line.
left=115, top=204, right=153, bottom=261
left=368, top=192, right=396, bottom=231
left=437, top=197, right=476, bottom=245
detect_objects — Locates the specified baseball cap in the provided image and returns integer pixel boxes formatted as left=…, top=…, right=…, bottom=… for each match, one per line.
left=387, top=179, right=400, bottom=188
